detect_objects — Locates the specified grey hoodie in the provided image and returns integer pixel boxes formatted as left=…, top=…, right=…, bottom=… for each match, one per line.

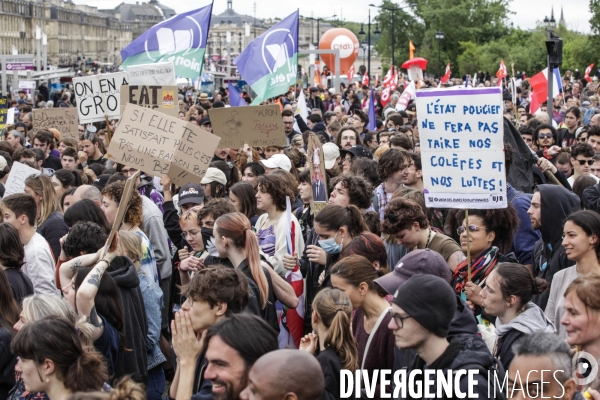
left=495, top=302, right=556, bottom=336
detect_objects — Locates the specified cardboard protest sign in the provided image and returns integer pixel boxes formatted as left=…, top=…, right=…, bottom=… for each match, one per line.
left=104, top=170, right=141, bottom=254
left=306, top=133, right=328, bottom=214
left=415, top=86, right=507, bottom=209
left=3, top=162, right=41, bottom=197
left=127, top=62, right=177, bottom=85
left=0, top=97, right=7, bottom=138
left=106, top=103, right=221, bottom=187
left=120, top=85, right=178, bottom=118
left=73, top=72, right=129, bottom=124
left=208, top=104, right=287, bottom=148
left=31, top=108, right=79, bottom=138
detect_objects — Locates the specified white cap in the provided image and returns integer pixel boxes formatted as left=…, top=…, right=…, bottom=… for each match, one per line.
left=0, top=156, right=7, bottom=170
left=322, top=142, right=340, bottom=170
left=260, top=154, right=292, bottom=172
left=200, top=168, right=227, bottom=185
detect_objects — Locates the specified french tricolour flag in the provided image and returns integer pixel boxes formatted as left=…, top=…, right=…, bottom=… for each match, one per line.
left=529, top=67, right=562, bottom=114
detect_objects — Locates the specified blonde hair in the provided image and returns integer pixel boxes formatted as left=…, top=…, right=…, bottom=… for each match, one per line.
left=22, top=294, right=94, bottom=347
left=374, top=144, right=390, bottom=159
left=24, top=174, right=60, bottom=226
left=312, top=288, right=358, bottom=371
left=118, top=231, right=143, bottom=270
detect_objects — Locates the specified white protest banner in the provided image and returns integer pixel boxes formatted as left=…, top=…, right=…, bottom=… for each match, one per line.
left=3, top=162, right=41, bottom=197
left=127, top=62, right=177, bottom=85
left=73, top=72, right=129, bottom=124
left=415, top=86, right=507, bottom=209
left=106, top=103, right=221, bottom=187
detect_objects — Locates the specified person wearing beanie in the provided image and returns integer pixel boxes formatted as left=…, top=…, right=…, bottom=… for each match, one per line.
left=389, top=274, right=498, bottom=400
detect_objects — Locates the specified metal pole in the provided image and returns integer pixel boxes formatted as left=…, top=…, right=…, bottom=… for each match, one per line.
left=367, top=9, right=371, bottom=80
left=1, top=59, right=5, bottom=96
left=334, top=49, right=340, bottom=93
left=316, top=19, right=320, bottom=60
left=391, top=10, right=395, bottom=74
left=438, top=40, right=441, bottom=78
left=36, top=39, right=41, bottom=72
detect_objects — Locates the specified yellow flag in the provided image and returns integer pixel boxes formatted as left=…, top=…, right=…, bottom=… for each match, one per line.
left=409, top=41, right=416, bottom=59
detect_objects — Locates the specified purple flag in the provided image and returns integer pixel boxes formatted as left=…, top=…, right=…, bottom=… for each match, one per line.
left=366, top=88, right=376, bottom=131
left=228, top=81, right=247, bottom=107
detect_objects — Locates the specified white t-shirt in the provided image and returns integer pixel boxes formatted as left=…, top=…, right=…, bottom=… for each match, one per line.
left=23, top=233, right=58, bottom=296
left=567, top=173, right=599, bottom=187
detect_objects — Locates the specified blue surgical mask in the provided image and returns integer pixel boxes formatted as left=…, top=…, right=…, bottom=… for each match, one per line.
left=318, top=231, right=343, bottom=254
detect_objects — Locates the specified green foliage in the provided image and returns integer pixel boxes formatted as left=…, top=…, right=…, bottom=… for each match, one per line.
left=365, top=0, right=596, bottom=77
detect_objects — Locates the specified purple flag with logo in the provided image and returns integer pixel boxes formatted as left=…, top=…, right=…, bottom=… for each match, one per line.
left=234, top=10, right=299, bottom=105
left=228, top=81, right=247, bottom=107
left=121, top=4, right=212, bottom=79
left=367, top=88, right=376, bottom=131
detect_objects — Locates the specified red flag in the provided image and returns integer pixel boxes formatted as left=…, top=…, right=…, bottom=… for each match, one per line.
left=348, top=65, right=355, bottom=82
left=440, top=63, right=451, bottom=84
left=529, top=89, right=540, bottom=115
left=362, top=73, right=369, bottom=87
left=496, top=59, right=507, bottom=86
left=383, top=67, right=393, bottom=86
left=529, top=70, right=549, bottom=108
left=380, top=87, right=391, bottom=107
left=585, top=64, right=595, bottom=83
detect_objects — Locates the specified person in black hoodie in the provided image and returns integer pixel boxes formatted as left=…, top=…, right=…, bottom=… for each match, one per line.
left=528, top=184, right=580, bottom=309
left=389, top=274, right=498, bottom=400
left=375, top=249, right=483, bottom=373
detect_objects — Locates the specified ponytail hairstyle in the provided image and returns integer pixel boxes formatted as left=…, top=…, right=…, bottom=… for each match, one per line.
left=11, top=315, right=107, bottom=392
left=494, top=263, right=549, bottom=311
left=214, top=212, right=268, bottom=309
left=312, top=288, right=358, bottom=371
left=330, top=255, right=387, bottom=297
left=68, top=376, right=146, bottom=400
left=315, top=204, right=368, bottom=238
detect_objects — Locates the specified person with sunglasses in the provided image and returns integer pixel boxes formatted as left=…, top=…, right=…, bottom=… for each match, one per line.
left=451, top=207, right=520, bottom=316
left=567, top=142, right=599, bottom=187
left=388, top=274, right=495, bottom=400
left=533, top=124, right=557, bottom=160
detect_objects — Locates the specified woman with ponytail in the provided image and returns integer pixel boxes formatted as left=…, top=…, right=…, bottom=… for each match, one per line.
left=11, top=315, right=107, bottom=399
left=479, top=263, right=555, bottom=370
left=300, top=288, right=358, bottom=400
left=69, top=377, right=146, bottom=400
left=213, top=212, right=298, bottom=332
left=330, top=255, right=393, bottom=399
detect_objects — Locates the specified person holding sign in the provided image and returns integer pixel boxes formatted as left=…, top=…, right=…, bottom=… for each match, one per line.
left=451, top=207, right=520, bottom=315
left=78, top=133, right=105, bottom=169
left=382, top=198, right=464, bottom=272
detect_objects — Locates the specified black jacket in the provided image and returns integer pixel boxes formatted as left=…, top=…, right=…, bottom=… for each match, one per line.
left=493, top=329, right=523, bottom=371
left=163, top=200, right=184, bottom=250
left=108, top=256, right=149, bottom=384
left=318, top=348, right=343, bottom=400
left=0, top=328, right=15, bottom=399
left=307, top=96, right=325, bottom=114
left=401, top=336, right=501, bottom=400
left=583, top=183, right=600, bottom=211
left=532, top=185, right=580, bottom=309
left=37, top=211, right=69, bottom=261
left=237, top=259, right=278, bottom=332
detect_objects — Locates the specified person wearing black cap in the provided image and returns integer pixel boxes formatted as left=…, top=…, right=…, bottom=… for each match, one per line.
left=198, top=117, right=212, bottom=132
left=339, top=145, right=373, bottom=174
left=389, top=274, right=497, bottom=400
left=308, top=87, right=325, bottom=114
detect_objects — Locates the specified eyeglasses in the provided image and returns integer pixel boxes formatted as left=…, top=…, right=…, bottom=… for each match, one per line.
left=181, top=230, right=201, bottom=239
left=538, top=134, right=553, bottom=139
left=456, top=224, right=484, bottom=236
left=388, top=308, right=412, bottom=328
left=576, top=159, right=595, bottom=166
left=121, top=168, right=138, bottom=176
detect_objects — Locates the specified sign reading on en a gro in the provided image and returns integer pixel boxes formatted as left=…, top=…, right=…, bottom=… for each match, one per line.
left=415, top=86, right=507, bottom=209
left=73, top=72, right=129, bottom=124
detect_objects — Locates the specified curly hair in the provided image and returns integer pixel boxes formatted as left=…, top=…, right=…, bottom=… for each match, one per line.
left=257, top=174, right=297, bottom=211
left=63, top=221, right=108, bottom=258
left=377, top=148, right=411, bottom=181
left=455, top=205, right=519, bottom=254
left=101, top=181, right=143, bottom=227
left=361, top=211, right=381, bottom=237
left=382, top=198, right=429, bottom=235
left=349, top=158, right=380, bottom=188
left=328, top=174, right=373, bottom=210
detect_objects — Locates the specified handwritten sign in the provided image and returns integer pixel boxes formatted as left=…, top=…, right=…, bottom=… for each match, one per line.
left=127, top=62, right=176, bottom=85
left=0, top=97, right=7, bottom=138
left=3, top=162, right=41, bottom=197
left=208, top=104, right=287, bottom=148
left=31, top=108, right=79, bottom=138
left=415, top=87, right=507, bottom=209
left=73, top=72, right=129, bottom=123
left=120, top=85, right=178, bottom=118
left=106, top=104, right=221, bottom=187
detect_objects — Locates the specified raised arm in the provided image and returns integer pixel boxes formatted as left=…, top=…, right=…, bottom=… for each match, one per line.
left=59, top=252, right=100, bottom=290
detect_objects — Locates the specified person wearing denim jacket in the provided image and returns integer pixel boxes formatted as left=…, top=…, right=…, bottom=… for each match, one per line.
left=139, top=268, right=167, bottom=400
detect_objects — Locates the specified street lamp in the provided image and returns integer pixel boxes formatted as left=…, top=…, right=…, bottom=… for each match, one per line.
left=543, top=14, right=561, bottom=124
left=370, top=3, right=406, bottom=74
left=303, top=15, right=337, bottom=59
left=359, top=9, right=381, bottom=82
left=435, top=31, right=444, bottom=78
